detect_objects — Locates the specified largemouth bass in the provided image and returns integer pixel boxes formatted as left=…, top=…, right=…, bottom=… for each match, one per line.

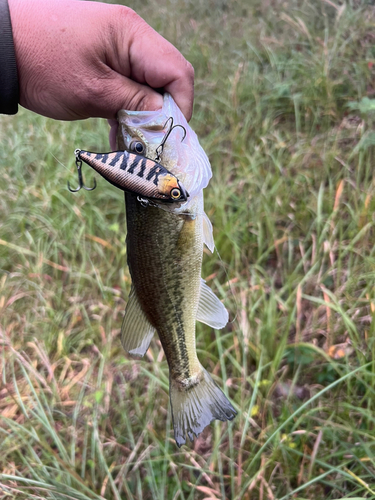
left=118, top=94, right=236, bottom=447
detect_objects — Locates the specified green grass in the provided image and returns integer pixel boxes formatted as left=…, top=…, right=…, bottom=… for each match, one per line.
left=2, top=0, right=375, bottom=498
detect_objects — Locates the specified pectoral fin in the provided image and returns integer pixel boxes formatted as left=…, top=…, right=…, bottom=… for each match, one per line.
left=196, top=279, right=229, bottom=329
left=202, top=213, right=215, bottom=253
left=121, top=286, right=155, bottom=356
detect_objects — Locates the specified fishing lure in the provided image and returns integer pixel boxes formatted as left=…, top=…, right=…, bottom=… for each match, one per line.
left=73, top=149, right=188, bottom=203
left=69, top=118, right=189, bottom=204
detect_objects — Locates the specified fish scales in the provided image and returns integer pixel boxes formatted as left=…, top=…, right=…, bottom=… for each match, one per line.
left=125, top=194, right=202, bottom=381
left=118, top=94, right=236, bottom=447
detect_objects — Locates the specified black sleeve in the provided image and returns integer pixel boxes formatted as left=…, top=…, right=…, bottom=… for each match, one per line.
left=0, top=0, right=19, bottom=115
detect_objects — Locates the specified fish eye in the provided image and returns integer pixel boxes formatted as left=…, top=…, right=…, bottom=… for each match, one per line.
left=130, top=140, right=145, bottom=155
left=170, top=188, right=181, bottom=199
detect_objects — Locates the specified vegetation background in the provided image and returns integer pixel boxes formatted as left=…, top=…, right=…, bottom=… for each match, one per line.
left=1, top=0, right=375, bottom=498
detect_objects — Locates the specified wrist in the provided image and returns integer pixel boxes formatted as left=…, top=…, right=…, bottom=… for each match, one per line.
left=0, top=0, right=19, bottom=114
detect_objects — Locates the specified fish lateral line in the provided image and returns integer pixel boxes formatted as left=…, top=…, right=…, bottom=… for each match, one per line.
left=132, top=196, right=238, bottom=324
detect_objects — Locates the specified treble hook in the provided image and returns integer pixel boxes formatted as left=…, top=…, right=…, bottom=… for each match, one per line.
left=155, top=117, right=187, bottom=162
left=67, top=150, right=97, bottom=192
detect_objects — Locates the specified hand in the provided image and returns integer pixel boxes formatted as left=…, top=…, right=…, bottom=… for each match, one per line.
left=8, top=0, right=194, bottom=121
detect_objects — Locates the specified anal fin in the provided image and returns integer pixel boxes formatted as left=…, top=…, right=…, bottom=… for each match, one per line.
left=121, top=285, right=155, bottom=357
left=196, top=279, right=229, bottom=329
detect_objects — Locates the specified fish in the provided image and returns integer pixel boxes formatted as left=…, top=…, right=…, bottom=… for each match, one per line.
left=117, top=94, right=236, bottom=447
left=75, top=148, right=189, bottom=203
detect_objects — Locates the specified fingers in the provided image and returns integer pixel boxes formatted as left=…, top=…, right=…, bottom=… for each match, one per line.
left=164, top=66, right=194, bottom=122
left=111, top=8, right=194, bottom=121
left=80, top=73, right=164, bottom=120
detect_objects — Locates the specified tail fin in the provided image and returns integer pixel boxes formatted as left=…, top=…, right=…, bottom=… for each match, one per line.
left=170, top=366, right=236, bottom=447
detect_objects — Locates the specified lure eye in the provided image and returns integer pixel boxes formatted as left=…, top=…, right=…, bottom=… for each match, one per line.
left=130, top=140, right=146, bottom=155
left=170, top=188, right=181, bottom=200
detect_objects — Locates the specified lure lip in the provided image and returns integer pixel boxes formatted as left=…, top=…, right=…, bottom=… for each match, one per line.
left=177, top=181, right=189, bottom=202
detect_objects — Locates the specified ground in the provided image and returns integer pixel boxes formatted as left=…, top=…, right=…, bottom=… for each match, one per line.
left=1, top=0, right=375, bottom=498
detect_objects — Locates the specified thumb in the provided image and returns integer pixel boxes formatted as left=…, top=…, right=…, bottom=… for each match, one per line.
left=99, top=74, right=164, bottom=119
left=102, top=75, right=164, bottom=150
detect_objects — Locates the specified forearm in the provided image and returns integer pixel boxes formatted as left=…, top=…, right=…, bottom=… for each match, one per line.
left=0, top=0, right=19, bottom=114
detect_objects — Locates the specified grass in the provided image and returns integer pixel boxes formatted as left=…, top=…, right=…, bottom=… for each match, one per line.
left=1, top=0, right=375, bottom=498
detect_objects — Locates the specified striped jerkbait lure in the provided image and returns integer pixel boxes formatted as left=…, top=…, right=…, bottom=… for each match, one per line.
left=75, top=149, right=189, bottom=203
